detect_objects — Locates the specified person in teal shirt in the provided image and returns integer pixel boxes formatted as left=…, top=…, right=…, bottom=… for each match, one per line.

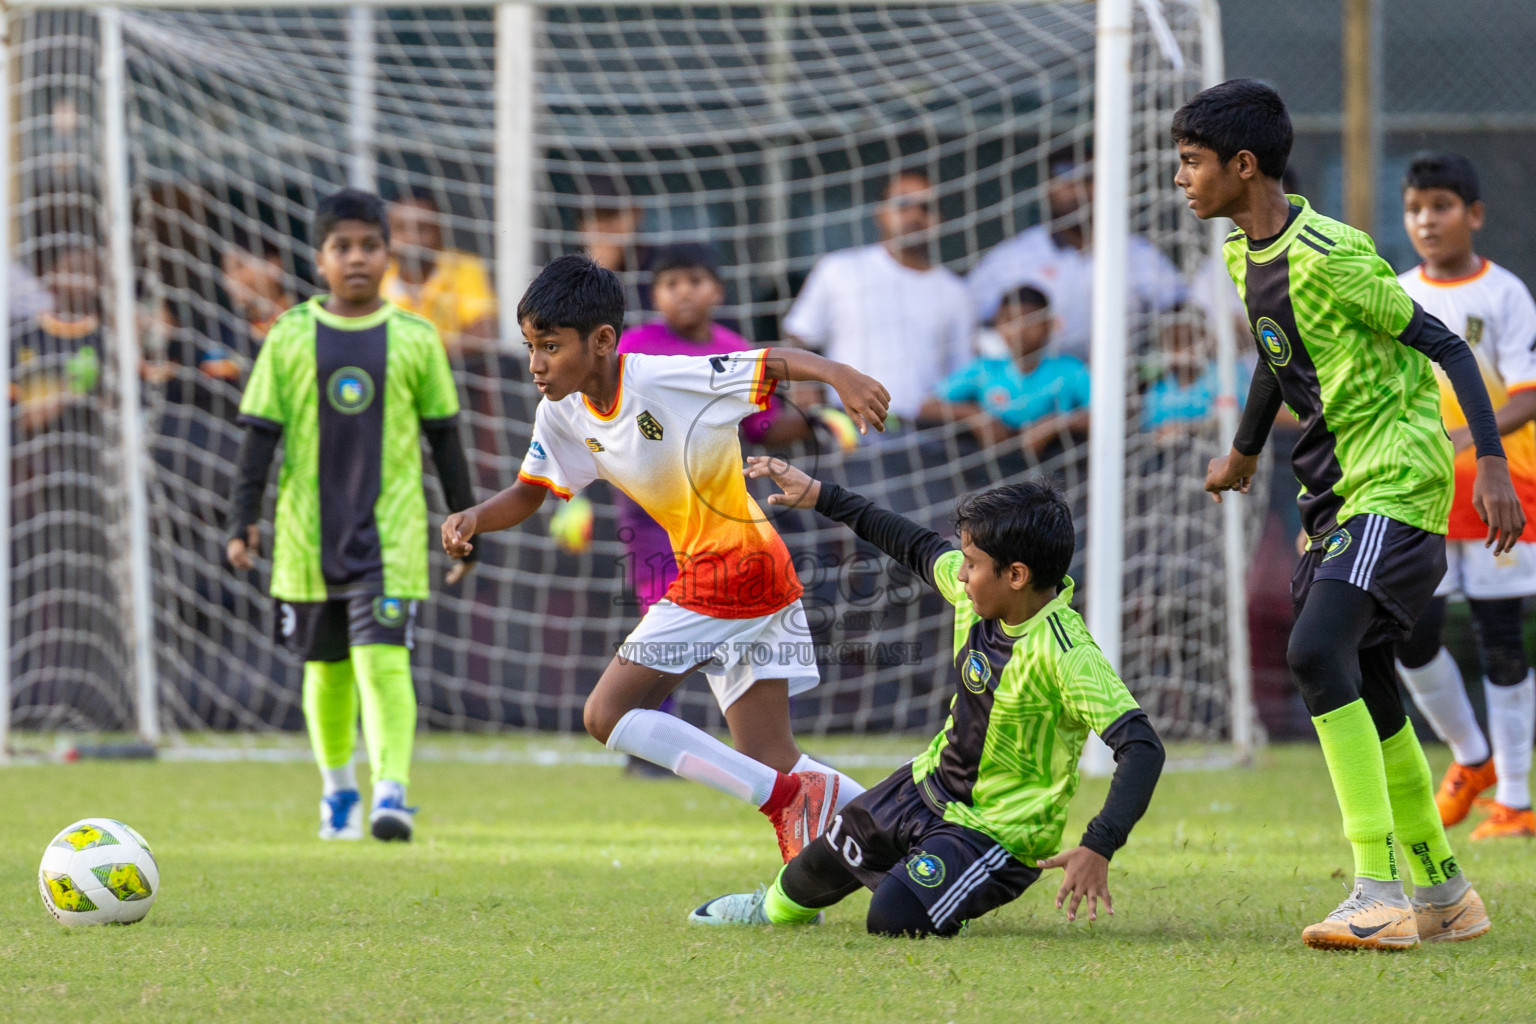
left=921, top=284, right=1090, bottom=454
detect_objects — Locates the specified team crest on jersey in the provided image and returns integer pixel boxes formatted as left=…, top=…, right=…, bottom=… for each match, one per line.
left=1255, top=317, right=1292, bottom=367
left=528, top=440, right=548, bottom=461
left=372, top=596, right=406, bottom=628
left=636, top=410, right=664, bottom=441
left=585, top=437, right=605, bottom=453
left=1465, top=316, right=1485, bottom=348
left=1322, top=528, right=1351, bottom=562
left=327, top=366, right=375, bottom=414
left=961, top=650, right=992, bottom=694
left=906, top=852, right=946, bottom=888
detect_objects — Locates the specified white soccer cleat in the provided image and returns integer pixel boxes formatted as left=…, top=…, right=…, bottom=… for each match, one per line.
left=319, top=790, right=363, bottom=841
left=370, top=793, right=416, bottom=842
left=687, top=887, right=822, bottom=926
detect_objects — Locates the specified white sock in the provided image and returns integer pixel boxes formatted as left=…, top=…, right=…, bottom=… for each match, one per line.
left=373, top=779, right=405, bottom=807
left=607, top=709, right=780, bottom=807
left=793, top=754, right=866, bottom=812
left=1486, top=672, right=1535, bottom=809
left=321, top=763, right=357, bottom=796
left=1397, top=649, right=1489, bottom=766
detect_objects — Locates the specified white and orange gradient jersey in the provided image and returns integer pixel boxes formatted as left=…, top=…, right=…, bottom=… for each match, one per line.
left=1400, top=258, right=1536, bottom=541
left=517, top=351, right=801, bottom=618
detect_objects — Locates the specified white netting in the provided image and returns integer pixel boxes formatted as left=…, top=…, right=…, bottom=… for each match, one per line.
left=6, top=1, right=1258, bottom=743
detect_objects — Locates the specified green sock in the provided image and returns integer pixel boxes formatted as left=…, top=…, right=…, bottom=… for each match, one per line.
left=351, top=644, right=418, bottom=787
left=1381, top=720, right=1462, bottom=889
left=302, top=660, right=358, bottom=772
left=763, top=868, right=824, bottom=924
left=1313, top=700, right=1398, bottom=881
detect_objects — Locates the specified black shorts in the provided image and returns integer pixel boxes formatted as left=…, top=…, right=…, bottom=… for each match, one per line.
left=825, top=768, right=1039, bottom=932
left=275, top=594, right=418, bottom=663
left=1294, top=513, right=1446, bottom=648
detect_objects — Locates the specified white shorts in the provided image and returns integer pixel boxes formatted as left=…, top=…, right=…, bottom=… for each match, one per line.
left=1436, top=540, right=1536, bottom=600
left=616, top=599, right=821, bottom=712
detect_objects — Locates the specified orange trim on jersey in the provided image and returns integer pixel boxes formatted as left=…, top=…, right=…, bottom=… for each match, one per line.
left=1506, top=380, right=1536, bottom=396
left=517, top=471, right=573, bottom=501
left=1417, top=258, right=1491, bottom=288
left=750, top=353, right=777, bottom=409
left=582, top=354, right=627, bottom=421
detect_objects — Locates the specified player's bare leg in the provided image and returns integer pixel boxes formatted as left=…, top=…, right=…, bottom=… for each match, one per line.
left=722, top=678, right=799, bottom=772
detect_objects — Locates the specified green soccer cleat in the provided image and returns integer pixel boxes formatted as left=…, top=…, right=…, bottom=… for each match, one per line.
left=687, top=887, right=823, bottom=927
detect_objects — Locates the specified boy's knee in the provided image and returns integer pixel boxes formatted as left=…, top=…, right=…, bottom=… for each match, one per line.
left=866, top=878, right=950, bottom=938
left=583, top=695, right=624, bottom=745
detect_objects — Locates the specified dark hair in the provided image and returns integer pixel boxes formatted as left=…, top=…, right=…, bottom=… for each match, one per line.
left=649, top=242, right=720, bottom=281
left=314, top=188, right=390, bottom=248
left=1403, top=153, right=1481, bottom=205
left=1170, top=78, right=1293, bottom=180
left=996, top=284, right=1050, bottom=315
left=954, top=479, right=1074, bottom=591
left=518, top=253, right=626, bottom=339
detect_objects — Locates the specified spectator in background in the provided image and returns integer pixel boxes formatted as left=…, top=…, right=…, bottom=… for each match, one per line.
left=203, top=233, right=294, bottom=382
left=783, top=169, right=974, bottom=425
left=9, top=260, right=53, bottom=323
left=382, top=191, right=497, bottom=354
left=966, top=157, right=1185, bottom=363
left=1139, top=312, right=1250, bottom=441
left=920, top=284, right=1089, bottom=455
left=12, top=246, right=102, bottom=435
left=578, top=176, right=651, bottom=314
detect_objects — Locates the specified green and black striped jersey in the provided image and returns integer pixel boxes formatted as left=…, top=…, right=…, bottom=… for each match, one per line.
left=1224, top=195, right=1454, bottom=542
left=909, top=556, right=1141, bottom=863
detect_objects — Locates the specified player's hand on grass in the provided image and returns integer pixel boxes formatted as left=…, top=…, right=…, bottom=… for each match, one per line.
left=1204, top=448, right=1259, bottom=503
left=442, top=508, right=479, bottom=559
left=226, top=524, right=260, bottom=570
left=744, top=456, right=821, bottom=509
left=1037, top=845, right=1112, bottom=923
left=1473, top=455, right=1526, bottom=556
left=829, top=366, right=891, bottom=436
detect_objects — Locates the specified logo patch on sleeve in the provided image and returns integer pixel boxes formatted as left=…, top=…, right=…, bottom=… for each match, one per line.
left=636, top=410, right=664, bottom=441
left=1255, top=317, right=1292, bottom=368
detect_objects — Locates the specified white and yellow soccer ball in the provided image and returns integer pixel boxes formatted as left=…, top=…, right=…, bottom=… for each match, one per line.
left=38, top=818, right=159, bottom=926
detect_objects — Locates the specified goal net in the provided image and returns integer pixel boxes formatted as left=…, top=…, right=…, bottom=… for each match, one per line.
left=4, top=1, right=1260, bottom=749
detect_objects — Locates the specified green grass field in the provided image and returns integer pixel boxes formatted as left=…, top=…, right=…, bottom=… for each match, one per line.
left=3, top=738, right=1534, bottom=1024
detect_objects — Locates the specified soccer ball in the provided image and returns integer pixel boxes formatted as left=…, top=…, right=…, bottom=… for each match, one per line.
left=38, top=818, right=159, bottom=926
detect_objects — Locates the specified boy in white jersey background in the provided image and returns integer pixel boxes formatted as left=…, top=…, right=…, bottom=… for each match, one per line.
left=442, top=254, right=890, bottom=864
left=1394, top=153, right=1536, bottom=839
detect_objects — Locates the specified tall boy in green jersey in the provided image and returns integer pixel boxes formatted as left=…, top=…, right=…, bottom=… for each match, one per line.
left=226, top=189, right=477, bottom=842
left=689, top=458, right=1165, bottom=936
left=1175, top=80, right=1526, bottom=949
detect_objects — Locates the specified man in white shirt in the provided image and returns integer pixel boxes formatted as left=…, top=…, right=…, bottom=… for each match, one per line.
left=783, top=170, right=975, bottom=423
left=966, top=159, right=1186, bottom=363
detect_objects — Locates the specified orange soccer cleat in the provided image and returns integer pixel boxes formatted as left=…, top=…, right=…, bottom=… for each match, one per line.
left=769, top=770, right=838, bottom=863
left=1470, top=801, right=1536, bottom=841
left=1413, top=885, right=1491, bottom=943
left=1435, top=759, right=1497, bottom=827
left=1301, top=888, right=1420, bottom=951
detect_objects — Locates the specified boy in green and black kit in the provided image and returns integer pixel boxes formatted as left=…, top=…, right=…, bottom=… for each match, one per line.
left=226, top=189, right=476, bottom=842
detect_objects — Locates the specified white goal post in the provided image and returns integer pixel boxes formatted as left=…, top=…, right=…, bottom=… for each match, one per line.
left=0, top=0, right=1257, bottom=763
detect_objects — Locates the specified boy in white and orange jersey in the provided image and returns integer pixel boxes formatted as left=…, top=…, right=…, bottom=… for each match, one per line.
left=1395, top=153, right=1536, bottom=839
left=442, top=254, right=891, bottom=862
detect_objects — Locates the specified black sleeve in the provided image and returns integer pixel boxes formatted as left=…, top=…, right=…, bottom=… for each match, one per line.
left=1079, top=710, right=1165, bottom=861
left=1400, top=303, right=1505, bottom=460
left=227, top=416, right=282, bottom=540
left=1231, top=359, right=1284, bottom=457
left=423, top=416, right=478, bottom=562
left=813, top=481, right=954, bottom=589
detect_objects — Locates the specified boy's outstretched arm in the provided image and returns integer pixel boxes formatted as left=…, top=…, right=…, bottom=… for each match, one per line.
left=759, top=348, right=890, bottom=436
left=1398, top=306, right=1525, bottom=553
left=745, top=456, right=951, bottom=589
left=226, top=418, right=281, bottom=570
left=1205, top=360, right=1283, bottom=503
left=1037, top=710, right=1165, bottom=922
left=441, top=478, right=549, bottom=560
